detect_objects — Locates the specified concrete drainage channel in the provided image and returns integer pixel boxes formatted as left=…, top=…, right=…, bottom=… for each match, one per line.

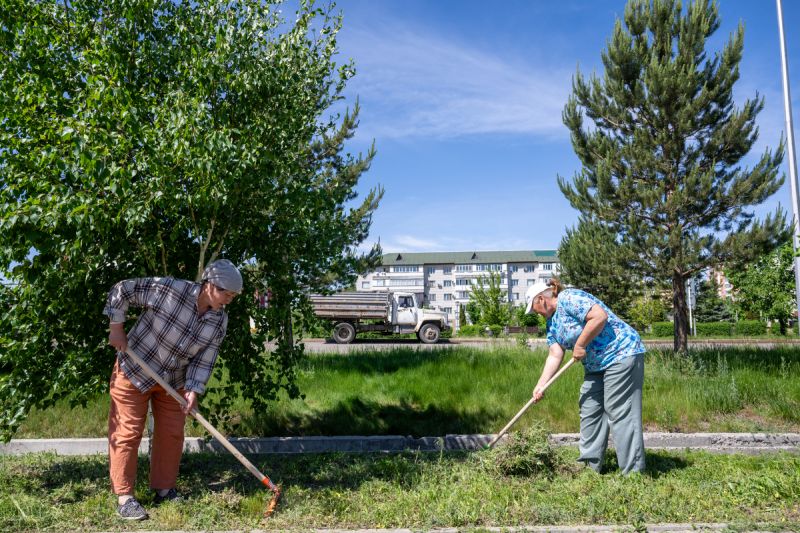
left=2, top=432, right=798, bottom=456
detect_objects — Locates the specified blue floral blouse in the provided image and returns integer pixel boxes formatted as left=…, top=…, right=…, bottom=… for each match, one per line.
left=546, top=289, right=645, bottom=372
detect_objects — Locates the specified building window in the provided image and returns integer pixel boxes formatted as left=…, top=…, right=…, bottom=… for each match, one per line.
left=443, top=266, right=452, bottom=274
left=457, top=291, right=470, bottom=299
left=361, top=281, right=370, bottom=289
left=456, top=264, right=472, bottom=272
left=456, top=278, right=471, bottom=286
left=527, top=279, right=535, bottom=286
left=511, top=279, right=519, bottom=287
left=442, top=307, right=452, bottom=314
left=428, top=294, right=436, bottom=302
left=427, top=266, right=436, bottom=274
left=389, top=278, right=424, bottom=286
left=513, top=293, right=520, bottom=300
left=524, top=265, right=535, bottom=273
left=509, top=265, right=518, bottom=272
left=476, top=263, right=502, bottom=272
left=542, top=263, right=553, bottom=271
left=444, top=293, right=453, bottom=301
left=443, top=280, right=453, bottom=287
left=374, top=279, right=386, bottom=287
left=392, top=265, right=419, bottom=273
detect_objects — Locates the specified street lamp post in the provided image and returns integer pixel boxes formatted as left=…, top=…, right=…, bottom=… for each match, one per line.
left=776, top=0, right=800, bottom=334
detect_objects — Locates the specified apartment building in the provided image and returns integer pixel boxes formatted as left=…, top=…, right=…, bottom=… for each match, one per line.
left=356, top=250, right=560, bottom=325
left=711, top=268, right=734, bottom=300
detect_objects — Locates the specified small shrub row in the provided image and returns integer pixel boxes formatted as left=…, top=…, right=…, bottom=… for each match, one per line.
left=696, top=322, right=732, bottom=337
left=456, top=324, right=503, bottom=337
left=649, top=320, right=769, bottom=337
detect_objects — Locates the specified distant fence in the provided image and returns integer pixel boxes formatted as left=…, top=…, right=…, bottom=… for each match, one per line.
left=504, top=326, right=539, bottom=335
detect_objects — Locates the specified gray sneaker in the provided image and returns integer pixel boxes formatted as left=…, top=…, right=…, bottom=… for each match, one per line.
left=117, top=497, right=148, bottom=520
left=153, top=488, right=182, bottom=505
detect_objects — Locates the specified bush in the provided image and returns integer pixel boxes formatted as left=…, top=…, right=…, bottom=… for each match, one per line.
left=651, top=321, right=674, bottom=337
left=487, top=324, right=503, bottom=338
left=733, top=320, right=766, bottom=336
left=695, top=322, right=732, bottom=337
left=456, top=324, right=483, bottom=337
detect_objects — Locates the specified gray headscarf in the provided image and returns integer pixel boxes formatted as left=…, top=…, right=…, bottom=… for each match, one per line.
left=201, top=259, right=243, bottom=293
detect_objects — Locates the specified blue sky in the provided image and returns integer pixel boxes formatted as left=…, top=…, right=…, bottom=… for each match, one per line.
left=326, top=0, right=800, bottom=254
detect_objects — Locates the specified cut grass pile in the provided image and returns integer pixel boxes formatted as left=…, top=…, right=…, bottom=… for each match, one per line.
left=1, top=445, right=798, bottom=531
left=15, top=345, right=800, bottom=438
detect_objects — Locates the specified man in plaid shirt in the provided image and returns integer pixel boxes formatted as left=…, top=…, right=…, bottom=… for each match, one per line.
left=104, top=259, right=242, bottom=520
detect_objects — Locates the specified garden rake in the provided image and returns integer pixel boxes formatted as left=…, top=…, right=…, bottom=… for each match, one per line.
left=125, top=347, right=282, bottom=517
left=487, top=357, right=577, bottom=449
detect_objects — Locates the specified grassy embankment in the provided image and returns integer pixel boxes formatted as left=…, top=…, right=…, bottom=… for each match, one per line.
left=16, top=345, right=800, bottom=437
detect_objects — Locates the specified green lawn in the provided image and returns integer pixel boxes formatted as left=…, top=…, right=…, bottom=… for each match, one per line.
left=1, top=445, right=798, bottom=531
left=15, top=345, right=800, bottom=438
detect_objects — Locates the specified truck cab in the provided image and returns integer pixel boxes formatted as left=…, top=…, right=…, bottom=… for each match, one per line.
left=390, top=292, right=449, bottom=343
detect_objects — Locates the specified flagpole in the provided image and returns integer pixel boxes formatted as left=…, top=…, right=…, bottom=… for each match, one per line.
left=776, top=0, right=800, bottom=334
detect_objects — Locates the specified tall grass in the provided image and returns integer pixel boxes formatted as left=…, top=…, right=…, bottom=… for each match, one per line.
left=15, top=346, right=800, bottom=438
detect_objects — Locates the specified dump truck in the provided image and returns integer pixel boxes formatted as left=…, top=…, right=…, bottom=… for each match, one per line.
left=310, top=291, right=450, bottom=344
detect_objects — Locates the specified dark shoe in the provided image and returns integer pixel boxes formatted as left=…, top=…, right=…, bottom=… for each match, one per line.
left=153, top=488, right=182, bottom=505
left=117, top=497, right=148, bottom=520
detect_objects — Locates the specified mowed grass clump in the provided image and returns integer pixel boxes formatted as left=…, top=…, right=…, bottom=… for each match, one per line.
left=14, top=345, right=800, bottom=437
left=480, top=423, right=568, bottom=478
left=1, top=448, right=798, bottom=531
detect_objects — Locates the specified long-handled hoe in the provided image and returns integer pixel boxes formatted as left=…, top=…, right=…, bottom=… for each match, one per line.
left=486, top=357, right=577, bottom=449
left=126, top=347, right=282, bottom=517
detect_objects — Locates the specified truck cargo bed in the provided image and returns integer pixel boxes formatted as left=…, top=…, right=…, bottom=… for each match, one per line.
left=310, top=292, right=390, bottom=320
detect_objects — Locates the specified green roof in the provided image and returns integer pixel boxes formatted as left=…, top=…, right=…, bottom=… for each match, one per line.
left=380, top=250, right=558, bottom=266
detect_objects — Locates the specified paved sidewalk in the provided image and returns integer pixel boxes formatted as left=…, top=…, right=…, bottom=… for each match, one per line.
left=3, top=432, right=798, bottom=456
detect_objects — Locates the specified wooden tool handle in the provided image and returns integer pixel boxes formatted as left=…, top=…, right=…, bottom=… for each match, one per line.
left=487, top=357, right=577, bottom=448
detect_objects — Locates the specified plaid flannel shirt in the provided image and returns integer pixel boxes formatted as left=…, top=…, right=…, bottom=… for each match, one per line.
left=103, top=277, right=228, bottom=394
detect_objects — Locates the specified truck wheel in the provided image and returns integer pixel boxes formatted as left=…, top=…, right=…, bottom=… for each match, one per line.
left=417, top=323, right=441, bottom=344
left=333, top=322, right=356, bottom=344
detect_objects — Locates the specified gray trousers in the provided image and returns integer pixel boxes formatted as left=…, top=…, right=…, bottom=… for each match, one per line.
left=578, top=354, right=645, bottom=474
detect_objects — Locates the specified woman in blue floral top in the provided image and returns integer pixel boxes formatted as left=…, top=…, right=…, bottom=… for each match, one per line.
left=525, top=278, right=646, bottom=474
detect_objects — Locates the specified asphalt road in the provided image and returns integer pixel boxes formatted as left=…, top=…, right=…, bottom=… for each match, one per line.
left=298, top=337, right=800, bottom=353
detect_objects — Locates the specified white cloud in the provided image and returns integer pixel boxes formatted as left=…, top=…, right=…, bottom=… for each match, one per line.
left=358, top=234, right=558, bottom=255
left=341, top=23, right=573, bottom=140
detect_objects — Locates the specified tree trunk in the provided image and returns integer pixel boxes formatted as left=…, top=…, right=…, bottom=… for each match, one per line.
left=672, top=273, right=689, bottom=353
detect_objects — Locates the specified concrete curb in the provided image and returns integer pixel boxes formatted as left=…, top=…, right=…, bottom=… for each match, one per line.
left=2, top=432, right=798, bottom=456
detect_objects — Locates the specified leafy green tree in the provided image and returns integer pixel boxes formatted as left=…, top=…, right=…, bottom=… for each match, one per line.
left=513, top=304, right=540, bottom=328
left=458, top=303, right=467, bottom=328
left=627, top=293, right=667, bottom=333
left=465, top=301, right=481, bottom=325
left=558, top=217, right=639, bottom=317
left=693, top=277, right=732, bottom=322
left=0, top=0, right=381, bottom=439
left=468, top=272, right=512, bottom=326
left=726, top=242, right=795, bottom=334
left=558, top=0, right=788, bottom=352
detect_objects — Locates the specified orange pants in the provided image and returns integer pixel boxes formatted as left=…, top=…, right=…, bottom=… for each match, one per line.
left=108, top=360, right=187, bottom=495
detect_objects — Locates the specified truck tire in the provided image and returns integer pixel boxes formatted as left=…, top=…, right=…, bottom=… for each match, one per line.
left=417, top=323, right=441, bottom=344
left=333, top=322, right=356, bottom=344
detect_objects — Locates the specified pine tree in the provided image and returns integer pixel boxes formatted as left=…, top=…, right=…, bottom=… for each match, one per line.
left=558, top=0, right=788, bottom=352
left=693, top=277, right=732, bottom=322
left=558, top=216, right=639, bottom=318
